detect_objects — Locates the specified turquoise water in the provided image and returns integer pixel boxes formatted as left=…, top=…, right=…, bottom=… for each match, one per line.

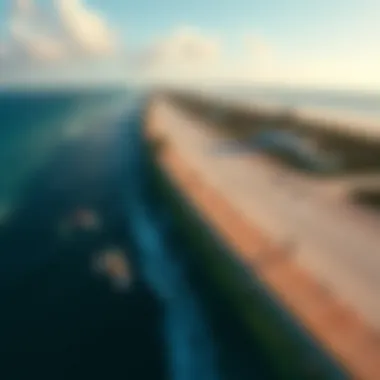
left=0, top=90, right=166, bottom=379
left=0, top=89, right=274, bottom=380
left=0, top=89, right=130, bottom=220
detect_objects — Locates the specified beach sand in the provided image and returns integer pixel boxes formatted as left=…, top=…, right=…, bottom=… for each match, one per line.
left=146, top=97, right=380, bottom=380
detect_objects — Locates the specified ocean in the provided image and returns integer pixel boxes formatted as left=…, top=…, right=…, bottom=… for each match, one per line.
left=0, top=88, right=274, bottom=380
left=0, top=89, right=166, bottom=380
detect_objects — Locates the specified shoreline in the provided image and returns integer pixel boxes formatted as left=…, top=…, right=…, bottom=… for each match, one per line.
left=146, top=97, right=380, bottom=379
left=173, top=89, right=380, bottom=141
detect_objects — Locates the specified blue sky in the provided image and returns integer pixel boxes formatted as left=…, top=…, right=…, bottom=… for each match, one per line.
left=72, top=0, right=378, bottom=53
left=0, top=0, right=379, bottom=88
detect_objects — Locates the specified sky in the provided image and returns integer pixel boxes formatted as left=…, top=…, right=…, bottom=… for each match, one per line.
left=0, top=0, right=379, bottom=88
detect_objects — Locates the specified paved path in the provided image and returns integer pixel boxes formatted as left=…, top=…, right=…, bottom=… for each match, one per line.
left=153, top=98, right=380, bottom=332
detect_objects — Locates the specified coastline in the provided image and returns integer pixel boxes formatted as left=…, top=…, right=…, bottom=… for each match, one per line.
left=145, top=96, right=380, bottom=379
left=175, top=89, right=380, bottom=141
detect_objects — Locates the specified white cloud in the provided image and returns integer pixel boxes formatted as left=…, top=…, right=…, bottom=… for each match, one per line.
left=243, top=35, right=273, bottom=61
left=2, top=4, right=378, bottom=89
left=2, top=0, right=117, bottom=65
left=158, top=26, right=220, bottom=63
left=0, top=43, right=8, bottom=58
left=140, top=28, right=380, bottom=89
left=26, top=35, right=67, bottom=61
left=55, top=0, right=116, bottom=56
left=139, top=26, right=222, bottom=83
left=139, top=29, right=282, bottom=85
left=143, top=26, right=220, bottom=69
left=9, top=5, right=66, bottom=61
left=12, top=0, right=34, bottom=14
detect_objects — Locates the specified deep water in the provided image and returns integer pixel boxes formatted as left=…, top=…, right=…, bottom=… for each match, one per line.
left=0, top=89, right=274, bottom=380
left=0, top=89, right=165, bottom=380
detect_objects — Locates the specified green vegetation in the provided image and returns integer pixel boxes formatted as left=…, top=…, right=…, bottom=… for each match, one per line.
left=145, top=136, right=349, bottom=380
left=352, top=190, right=380, bottom=210
left=166, top=92, right=380, bottom=176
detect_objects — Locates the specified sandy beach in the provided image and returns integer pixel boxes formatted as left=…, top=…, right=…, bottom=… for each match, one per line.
left=146, top=97, right=380, bottom=380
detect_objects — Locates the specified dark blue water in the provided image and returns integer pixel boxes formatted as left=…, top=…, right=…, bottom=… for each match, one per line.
left=0, top=89, right=166, bottom=380
left=0, top=89, right=274, bottom=380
